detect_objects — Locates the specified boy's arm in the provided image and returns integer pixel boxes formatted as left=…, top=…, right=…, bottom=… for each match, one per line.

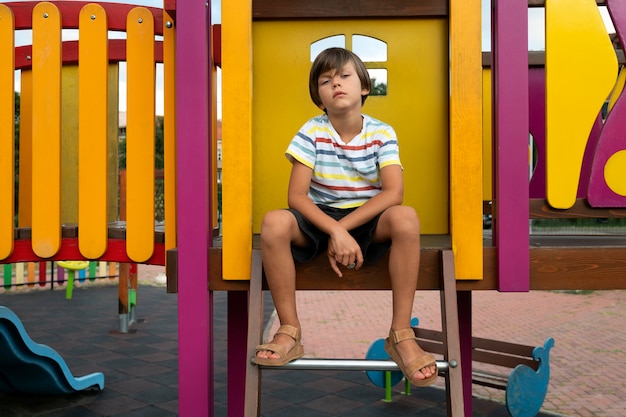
left=287, top=161, right=361, bottom=276
left=287, top=161, right=338, bottom=232
left=338, top=164, right=404, bottom=231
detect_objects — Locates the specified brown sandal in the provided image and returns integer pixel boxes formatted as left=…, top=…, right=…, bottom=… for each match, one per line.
left=384, top=328, right=438, bottom=387
left=254, top=324, right=304, bottom=366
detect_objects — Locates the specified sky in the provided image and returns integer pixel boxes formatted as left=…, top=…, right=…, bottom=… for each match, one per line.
left=7, top=0, right=617, bottom=116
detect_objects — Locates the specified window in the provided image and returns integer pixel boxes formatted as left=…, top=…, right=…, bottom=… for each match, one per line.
left=311, top=35, right=388, bottom=96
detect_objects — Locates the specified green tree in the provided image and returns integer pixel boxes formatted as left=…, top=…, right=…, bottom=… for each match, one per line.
left=370, top=78, right=387, bottom=96
left=155, top=115, right=164, bottom=169
left=117, top=116, right=164, bottom=170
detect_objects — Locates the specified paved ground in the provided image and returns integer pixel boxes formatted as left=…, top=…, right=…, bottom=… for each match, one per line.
left=0, top=264, right=624, bottom=416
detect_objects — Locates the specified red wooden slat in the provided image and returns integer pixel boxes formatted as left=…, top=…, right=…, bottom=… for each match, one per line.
left=6, top=239, right=166, bottom=265
left=7, top=1, right=163, bottom=34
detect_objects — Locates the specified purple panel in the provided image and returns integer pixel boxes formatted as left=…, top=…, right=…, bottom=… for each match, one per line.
left=528, top=68, right=546, bottom=198
left=529, top=69, right=603, bottom=200
left=588, top=0, right=626, bottom=207
left=228, top=291, right=248, bottom=417
left=578, top=114, right=603, bottom=198
left=458, top=292, right=473, bottom=416
left=492, top=0, right=530, bottom=292
left=176, top=1, right=212, bottom=416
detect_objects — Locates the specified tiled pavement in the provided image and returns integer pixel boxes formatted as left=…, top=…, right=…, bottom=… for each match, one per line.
left=1, top=267, right=624, bottom=416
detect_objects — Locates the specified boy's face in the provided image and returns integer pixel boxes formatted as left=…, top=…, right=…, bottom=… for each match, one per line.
left=316, top=61, right=370, bottom=114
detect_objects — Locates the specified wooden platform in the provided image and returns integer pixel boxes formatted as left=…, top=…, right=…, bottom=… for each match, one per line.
left=165, top=232, right=626, bottom=293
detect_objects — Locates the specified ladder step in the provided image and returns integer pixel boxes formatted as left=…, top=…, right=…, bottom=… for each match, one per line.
left=252, top=358, right=449, bottom=374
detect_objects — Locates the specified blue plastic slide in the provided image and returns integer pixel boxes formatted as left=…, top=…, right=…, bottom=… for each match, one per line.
left=0, top=306, right=104, bottom=394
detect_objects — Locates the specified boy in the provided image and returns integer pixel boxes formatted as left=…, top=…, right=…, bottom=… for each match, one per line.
left=255, top=47, right=437, bottom=386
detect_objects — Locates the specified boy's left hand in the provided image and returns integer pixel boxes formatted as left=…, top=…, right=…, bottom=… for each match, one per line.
left=327, top=232, right=363, bottom=278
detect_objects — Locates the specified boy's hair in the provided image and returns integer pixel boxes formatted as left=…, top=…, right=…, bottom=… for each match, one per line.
left=309, top=47, right=372, bottom=109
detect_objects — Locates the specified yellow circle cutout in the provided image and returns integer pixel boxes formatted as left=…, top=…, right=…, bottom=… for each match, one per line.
left=605, top=150, right=626, bottom=196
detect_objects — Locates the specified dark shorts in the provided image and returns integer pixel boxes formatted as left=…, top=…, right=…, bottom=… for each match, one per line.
left=288, top=205, right=391, bottom=264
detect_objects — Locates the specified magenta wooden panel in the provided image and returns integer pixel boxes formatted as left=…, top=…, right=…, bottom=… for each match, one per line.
left=492, top=0, right=529, bottom=292
left=588, top=0, right=626, bottom=207
left=176, top=1, right=213, bottom=416
left=528, top=68, right=546, bottom=198
left=529, top=69, right=604, bottom=201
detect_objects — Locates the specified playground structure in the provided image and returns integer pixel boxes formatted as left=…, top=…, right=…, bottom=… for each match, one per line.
left=1, top=0, right=626, bottom=416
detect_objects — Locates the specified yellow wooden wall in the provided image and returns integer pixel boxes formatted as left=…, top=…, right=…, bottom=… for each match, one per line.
left=251, top=20, right=449, bottom=234
left=220, top=0, right=484, bottom=279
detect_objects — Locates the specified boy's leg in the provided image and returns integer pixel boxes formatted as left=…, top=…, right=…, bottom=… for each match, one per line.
left=256, top=209, right=309, bottom=360
left=373, top=205, right=436, bottom=381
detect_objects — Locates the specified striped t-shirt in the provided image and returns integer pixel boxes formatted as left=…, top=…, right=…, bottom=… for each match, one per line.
left=285, top=114, right=402, bottom=209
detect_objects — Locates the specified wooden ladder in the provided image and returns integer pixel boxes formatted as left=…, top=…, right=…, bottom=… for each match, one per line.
left=244, top=249, right=465, bottom=417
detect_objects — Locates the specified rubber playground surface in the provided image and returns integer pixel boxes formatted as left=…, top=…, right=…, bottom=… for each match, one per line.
left=0, top=265, right=624, bottom=416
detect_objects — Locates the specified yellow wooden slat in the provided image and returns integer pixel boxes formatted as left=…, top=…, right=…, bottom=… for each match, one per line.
left=222, top=0, right=252, bottom=280
left=32, top=2, right=62, bottom=258
left=78, top=4, right=108, bottom=259
left=0, top=4, right=14, bottom=260
left=482, top=68, right=493, bottom=202
left=107, top=64, right=120, bottom=223
left=126, top=7, right=155, bottom=262
left=163, top=10, right=177, bottom=252
left=18, top=71, right=33, bottom=228
left=545, top=0, right=617, bottom=209
left=60, top=66, right=79, bottom=225
left=449, top=0, right=483, bottom=279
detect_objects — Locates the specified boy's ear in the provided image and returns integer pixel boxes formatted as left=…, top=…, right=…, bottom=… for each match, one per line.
left=361, top=87, right=370, bottom=96
left=318, top=103, right=326, bottom=112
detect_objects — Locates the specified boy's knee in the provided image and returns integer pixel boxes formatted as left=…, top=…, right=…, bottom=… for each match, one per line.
left=261, top=210, right=293, bottom=240
left=391, top=206, right=420, bottom=235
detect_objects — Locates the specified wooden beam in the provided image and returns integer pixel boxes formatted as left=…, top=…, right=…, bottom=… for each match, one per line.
left=529, top=198, right=626, bottom=218
left=202, top=235, right=626, bottom=292
left=529, top=0, right=606, bottom=6
left=252, top=0, right=448, bottom=19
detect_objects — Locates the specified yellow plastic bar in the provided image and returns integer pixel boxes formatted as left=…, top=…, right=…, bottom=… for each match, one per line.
left=0, top=4, right=14, bottom=260
left=15, top=262, right=24, bottom=285
left=163, top=10, right=177, bottom=252
left=126, top=7, right=155, bottom=262
left=78, top=4, right=108, bottom=259
left=545, top=0, right=617, bottom=209
left=108, top=261, right=116, bottom=280
left=222, top=0, right=252, bottom=280
left=32, top=2, right=62, bottom=258
left=449, top=0, right=483, bottom=279
left=482, top=68, right=493, bottom=202
left=18, top=71, right=33, bottom=228
left=27, top=262, right=35, bottom=287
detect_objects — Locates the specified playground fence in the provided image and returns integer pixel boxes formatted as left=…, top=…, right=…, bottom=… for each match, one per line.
left=1, top=261, right=118, bottom=292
